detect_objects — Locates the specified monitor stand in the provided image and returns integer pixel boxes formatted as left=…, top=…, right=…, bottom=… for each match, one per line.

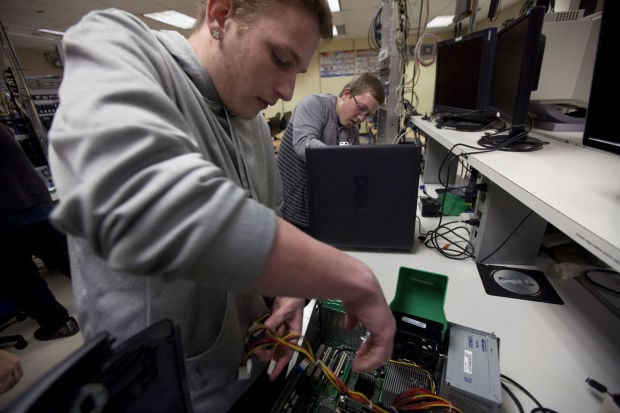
left=529, top=102, right=586, bottom=132
left=478, top=126, right=545, bottom=152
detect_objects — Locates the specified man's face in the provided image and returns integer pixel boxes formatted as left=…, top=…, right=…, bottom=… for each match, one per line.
left=338, top=90, right=380, bottom=128
left=216, top=5, right=321, bottom=119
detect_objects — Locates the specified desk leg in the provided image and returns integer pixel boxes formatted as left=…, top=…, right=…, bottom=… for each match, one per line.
left=470, top=178, right=547, bottom=265
left=423, top=138, right=458, bottom=185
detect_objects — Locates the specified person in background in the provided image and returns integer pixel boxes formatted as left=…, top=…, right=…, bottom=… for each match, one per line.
left=276, top=73, right=385, bottom=232
left=0, top=349, right=22, bottom=395
left=0, top=123, right=79, bottom=342
left=47, top=1, right=395, bottom=412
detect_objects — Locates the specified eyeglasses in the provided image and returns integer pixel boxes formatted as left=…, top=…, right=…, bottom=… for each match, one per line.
left=352, top=95, right=373, bottom=119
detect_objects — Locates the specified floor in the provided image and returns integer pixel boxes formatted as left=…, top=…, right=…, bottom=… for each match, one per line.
left=0, top=269, right=83, bottom=410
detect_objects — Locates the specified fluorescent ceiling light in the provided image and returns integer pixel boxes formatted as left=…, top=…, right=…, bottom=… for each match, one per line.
left=427, top=15, right=454, bottom=28
left=333, top=24, right=346, bottom=36
left=328, top=0, right=341, bottom=12
left=37, top=29, right=65, bottom=36
left=143, top=10, right=196, bottom=29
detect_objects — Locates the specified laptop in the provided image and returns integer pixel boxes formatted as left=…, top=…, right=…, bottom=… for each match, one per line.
left=306, top=144, right=421, bottom=251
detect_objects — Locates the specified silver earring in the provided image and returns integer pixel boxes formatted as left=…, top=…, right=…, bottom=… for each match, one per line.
left=212, top=30, right=220, bottom=40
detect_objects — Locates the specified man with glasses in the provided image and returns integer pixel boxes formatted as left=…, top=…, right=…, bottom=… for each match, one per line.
left=277, top=73, right=384, bottom=232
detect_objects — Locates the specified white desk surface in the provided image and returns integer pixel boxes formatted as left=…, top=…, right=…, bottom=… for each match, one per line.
left=411, top=116, right=620, bottom=274
left=347, top=241, right=620, bottom=413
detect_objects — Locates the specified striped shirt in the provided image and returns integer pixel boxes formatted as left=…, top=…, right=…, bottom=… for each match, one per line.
left=277, top=94, right=359, bottom=229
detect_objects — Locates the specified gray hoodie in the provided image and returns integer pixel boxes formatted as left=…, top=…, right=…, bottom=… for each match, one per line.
left=48, top=9, right=281, bottom=411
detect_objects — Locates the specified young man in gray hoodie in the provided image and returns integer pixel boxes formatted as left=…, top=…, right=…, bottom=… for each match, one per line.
left=48, top=1, right=396, bottom=411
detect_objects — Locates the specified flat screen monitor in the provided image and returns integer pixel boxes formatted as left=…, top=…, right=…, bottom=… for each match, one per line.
left=482, top=6, right=546, bottom=151
left=529, top=12, right=602, bottom=131
left=306, top=144, right=421, bottom=251
left=5, top=320, right=192, bottom=413
left=582, top=0, right=620, bottom=155
left=433, top=27, right=497, bottom=121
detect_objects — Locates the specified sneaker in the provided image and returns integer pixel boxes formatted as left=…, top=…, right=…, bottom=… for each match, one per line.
left=34, top=317, right=80, bottom=341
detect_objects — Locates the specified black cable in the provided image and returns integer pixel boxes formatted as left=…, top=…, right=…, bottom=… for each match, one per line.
left=417, top=143, right=488, bottom=260
left=520, top=0, right=537, bottom=15
left=584, top=269, right=620, bottom=295
left=368, top=5, right=382, bottom=50
left=478, top=128, right=527, bottom=149
left=489, top=0, right=502, bottom=22
left=477, top=116, right=546, bottom=152
left=422, top=139, right=542, bottom=262
left=436, top=143, right=496, bottom=188
left=478, top=135, right=545, bottom=152
left=409, top=0, right=426, bottom=112
left=421, top=145, right=476, bottom=259
left=478, top=211, right=533, bottom=263
left=502, top=382, right=525, bottom=413
left=423, top=220, right=475, bottom=260
left=501, top=374, right=559, bottom=413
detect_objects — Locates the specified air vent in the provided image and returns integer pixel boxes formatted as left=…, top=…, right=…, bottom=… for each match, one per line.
left=543, top=9, right=585, bottom=23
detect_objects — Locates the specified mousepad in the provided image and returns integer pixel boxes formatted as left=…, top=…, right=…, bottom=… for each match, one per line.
left=476, top=263, right=564, bottom=305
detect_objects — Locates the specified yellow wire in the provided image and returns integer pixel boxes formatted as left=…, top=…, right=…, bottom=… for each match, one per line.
left=388, top=359, right=437, bottom=393
left=245, top=318, right=458, bottom=413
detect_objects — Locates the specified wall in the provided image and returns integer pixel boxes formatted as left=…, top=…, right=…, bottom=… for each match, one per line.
left=407, top=1, right=525, bottom=116
left=1, top=46, right=63, bottom=77
left=265, top=2, right=526, bottom=120
left=263, top=37, right=374, bottom=118
left=9, top=0, right=599, bottom=124
left=14, top=48, right=63, bottom=77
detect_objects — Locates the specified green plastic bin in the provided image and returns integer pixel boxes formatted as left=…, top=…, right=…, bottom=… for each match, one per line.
left=389, top=266, right=449, bottom=341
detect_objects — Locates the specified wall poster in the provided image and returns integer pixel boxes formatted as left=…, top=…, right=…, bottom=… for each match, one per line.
left=355, top=49, right=380, bottom=75
left=319, top=50, right=355, bottom=77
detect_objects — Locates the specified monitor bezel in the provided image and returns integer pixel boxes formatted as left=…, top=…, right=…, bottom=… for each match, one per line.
left=582, top=0, right=620, bottom=155
left=489, top=6, right=545, bottom=133
left=433, top=27, right=497, bottom=119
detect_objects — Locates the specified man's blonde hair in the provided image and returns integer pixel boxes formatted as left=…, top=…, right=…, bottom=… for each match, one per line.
left=340, top=73, right=386, bottom=105
left=194, top=0, right=333, bottom=39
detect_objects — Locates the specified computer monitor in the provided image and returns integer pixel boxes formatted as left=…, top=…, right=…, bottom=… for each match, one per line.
left=529, top=12, right=602, bottom=131
left=306, top=144, right=421, bottom=251
left=433, top=27, right=497, bottom=121
left=481, top=6, right=546, bottom=151
left=5, top=320, right=192, bottom=413
left=582, top=0, right=620, bottom=155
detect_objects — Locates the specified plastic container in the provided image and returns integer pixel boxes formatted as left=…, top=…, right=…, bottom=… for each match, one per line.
left=389, top=266, right=449, bottom=341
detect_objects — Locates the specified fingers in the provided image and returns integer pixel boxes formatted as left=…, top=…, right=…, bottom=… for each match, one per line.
left=257, top=297, right=395, bottom=378
left=252, top=347, right=273, bottom=363
left=249, top=297, right=304, bottom=381
left=343, top=314, right=359, bottom=331
left=250, top=337, right=293, bottom=380
left=268, top=346, right=293, bottom=380
left=351, top=333, right=393, bottom=372
left=342, top=298, right=396, bottom=372
left=263, top=297, right=304, bottom=333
